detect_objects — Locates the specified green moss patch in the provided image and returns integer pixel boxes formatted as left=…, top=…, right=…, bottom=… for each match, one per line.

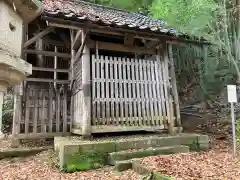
left=64, top=151, right=108, bottom=173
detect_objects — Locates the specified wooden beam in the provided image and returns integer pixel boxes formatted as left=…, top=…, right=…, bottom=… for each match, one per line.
left=124, top=33, right=134, bottom=46
left=23, top=27, right=54, bottom=48
left=45, top=18, right=210, bottom=46
left=74, top=30, right=88, bottom=61
left=72, top=29, right=82, bottom=50
left=87, top=40, right=156, bottom=55
left=32, top=67, right=70, bottom=73
left=24, top=49, right=71, bottom=58
left=168, top=44, right=181, bottom=127
left=26, top=78, right=70, bottom=84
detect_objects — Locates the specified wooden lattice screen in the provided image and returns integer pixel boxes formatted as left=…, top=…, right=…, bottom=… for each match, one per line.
left=19, top=87, right=70, bottom=134
left=91, top=55, right=171, bottom=128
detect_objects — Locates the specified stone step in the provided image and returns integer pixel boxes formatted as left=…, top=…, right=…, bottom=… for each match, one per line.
left=55, top=134, right=209, bottom=169
left=110, top=145, right=189, bottom=171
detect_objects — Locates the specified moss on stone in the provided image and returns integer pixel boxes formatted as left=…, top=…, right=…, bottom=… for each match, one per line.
left=64, top=151, right=108, bottom=173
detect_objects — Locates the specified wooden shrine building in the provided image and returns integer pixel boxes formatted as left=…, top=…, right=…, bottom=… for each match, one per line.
left=12, top=0, right=200, bottom=139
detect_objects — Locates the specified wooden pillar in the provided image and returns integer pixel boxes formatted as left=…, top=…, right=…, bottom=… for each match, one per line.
left=81, top=30, right=91, bottom=138
left=168, top=44, right=181, bottom=128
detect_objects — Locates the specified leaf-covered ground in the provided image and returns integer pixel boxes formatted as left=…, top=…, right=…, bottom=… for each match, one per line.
left=140, top=140, right=240, bottom=180
left=0, top=150, right=143, bottom=180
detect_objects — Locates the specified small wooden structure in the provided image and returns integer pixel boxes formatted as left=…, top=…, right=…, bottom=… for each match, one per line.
left=11, top=0, right=202, bottom=139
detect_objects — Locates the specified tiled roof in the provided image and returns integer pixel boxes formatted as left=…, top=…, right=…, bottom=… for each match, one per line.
left=43, top=0, right=180, bottom=36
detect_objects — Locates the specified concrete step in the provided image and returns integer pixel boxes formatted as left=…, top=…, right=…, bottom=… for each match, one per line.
left=110, top=145, right=189, bottom=171
left=55, top=134, right=209, bottom=169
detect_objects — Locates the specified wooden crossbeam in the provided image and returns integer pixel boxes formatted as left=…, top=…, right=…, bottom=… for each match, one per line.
left=23, top=27, right=54, bottom=48
left=124, top=33, right=134, bottom=46
left=72, top=30, right=82, bottom=49
left=87, top=40, right=156, bottom=54
left=24, top=49, right=71, bottom=58
left=74, top=30, right=88, bottom=61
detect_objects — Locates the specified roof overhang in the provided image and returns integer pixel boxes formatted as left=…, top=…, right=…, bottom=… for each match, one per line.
left=4, top=0, right=43, bottom=23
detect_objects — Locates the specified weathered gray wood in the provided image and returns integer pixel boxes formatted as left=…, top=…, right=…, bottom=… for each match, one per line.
left=135, top=58, right=142, bottom=125
left=72, top=29, right=82, bottom=49
left=151, top=59, right=159, bottom=125
left=114, top=57, right=119, bottom=125
left=100, top=55, right=106, bottom=125
left=109, top=56, right=115, bottom=125
left=26, top=78, right=70, bottom=84
left=33, top=90, right=38, bottom=133
left=105, top=56, right=110, bottom=124
left=147, top=59, right=154, bottom=125
left=74, top=30, right=88, bottom=61
left=41, top=90, right=46, bottom=133
left=122, top=57, right=128, bottom=125
left=168, top=44, right=181, bottom=127
left=24, top=49, right=71, bottom=58
left=81, top=31, right=91, bottom=137
left=32, top=67, right=70, bottom=73
left=96, top=55, right=101, bottom=124
left=92, top=54, right=96, bottom=125
left=56, top=90, right=60, bottom=132
left=162, top=51, right=171, bottom=130
left=139, top=58, right=145, bottom=125
left=126, top=58, right=133, bottom=125
left=63, top=90, right=68, bottom=133
left=24, top=89, right=30, bottom=134
left=118, top=57, right=124, bottom=124
left=157, top=55, right=166, bottom=125
left=23, top=27, right=54, bottom=48
left=131, top=58, right=137, bottom=125
left=54, top=46, right=58, bottom=88
left=48, top=89, right=53, bottom=132
left=143, top=58, right=150, bottom=125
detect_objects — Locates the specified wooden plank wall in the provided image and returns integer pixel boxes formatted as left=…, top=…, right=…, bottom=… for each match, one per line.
left=92, top=55, right=171, bottom=128
left=17, top=87, right=70, bottom=135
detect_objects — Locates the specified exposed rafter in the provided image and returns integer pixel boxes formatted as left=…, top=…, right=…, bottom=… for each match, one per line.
left=74, top=30, right=89, bottom=61
left=23, top=27, right=54, bottom=48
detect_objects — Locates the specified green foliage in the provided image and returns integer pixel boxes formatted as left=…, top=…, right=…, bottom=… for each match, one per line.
left=64, top=151, right=108, bottom=173
left=2, top=94, right=13, bottom=134
left=151, top=0, right=218, bottom=38
left=86, top=0, right=153, bottom=14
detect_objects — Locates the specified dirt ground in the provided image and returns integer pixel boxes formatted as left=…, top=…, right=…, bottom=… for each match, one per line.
left=139, top=140, right=240, bottom=180
left=0, top=150, right=143, bottom=180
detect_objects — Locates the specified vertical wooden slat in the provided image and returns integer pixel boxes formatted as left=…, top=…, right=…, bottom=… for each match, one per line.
left=154, top=56, right=162, bottom=126
left=158, top=55, right=166, bottom=126
left=118, top=57, right=124, bottom=124
left=33, top=89, right=38, bottom=133
left=131, top=58, right=137, bottom=125
left=109, top=56, right=115, bottom=125
left=92, top=54, right=96, bottom=125
left=139, top=58, right=145, bottom=125
left=162, top=53, right=170, bottom=129
left=41, top=89, right=45, bottom=133
left=96, top=55, right=101, bottom=124
left=114, top=57, right=119, bottom=125
left=24, top=89, right=30, bottom=134
left=122, top=57, right=128, bottom=125
left=56, top=89, right=60, bottom=132
left=135, top=58, right=142, bottom=125
left=143, top=59, right=150, bottom=125
left=48, top=89, right=53, bottom=132
left=105, top=56, right=110, bottom=123
left=147, top=59, right=154, bottom=125
left=126, top=58, right=132, bottom=125
left=100, top=55, right=106, bottom=125
left=63, top=89, right=68, bottom=132
left=54, top=46, right=58, bottom=88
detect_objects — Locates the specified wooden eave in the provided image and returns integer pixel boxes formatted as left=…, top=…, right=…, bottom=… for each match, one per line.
left=42, top=16, right=210, bottom=47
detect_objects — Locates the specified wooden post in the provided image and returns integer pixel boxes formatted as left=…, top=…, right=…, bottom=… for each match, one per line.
left=81, top=30, right=91, bottom=138
left=168, top=44, right=181, bottom=128
left=11, top=85, right=22, bottom=147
